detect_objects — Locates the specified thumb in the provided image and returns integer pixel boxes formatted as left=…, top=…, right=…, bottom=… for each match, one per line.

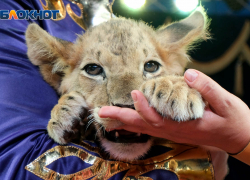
left=184, top=69, right=230, bottom=116
left=131, top=90, right=165, bottom=127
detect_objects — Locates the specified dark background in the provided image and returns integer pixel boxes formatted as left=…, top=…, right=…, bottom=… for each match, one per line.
left=112, top=0, right=250, bottom=179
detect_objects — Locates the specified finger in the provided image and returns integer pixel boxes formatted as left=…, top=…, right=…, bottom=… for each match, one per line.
left=98, top=106, right=146, bottom=127
left=131, top=90, right=166, bottom=127
left=184, top=69, right=230, bottom=116
left=99, top=106, right=169, bottom=138
left=131, top=90, right=215, bottom=129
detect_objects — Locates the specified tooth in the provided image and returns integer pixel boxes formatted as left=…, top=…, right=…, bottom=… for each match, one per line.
left=115, top=131, right=119, bottom=138
left=137, top=133, right=141, bottom=136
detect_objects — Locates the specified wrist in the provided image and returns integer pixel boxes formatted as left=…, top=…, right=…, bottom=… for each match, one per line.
left=229, top=141, right=250, bottom=165
left=227, top=137, right=250, bottom=154
left=224, top=114, right=250, bottom=154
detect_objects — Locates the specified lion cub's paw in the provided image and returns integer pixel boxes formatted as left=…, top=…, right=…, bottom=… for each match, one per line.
left=140, top=76, right=205, bottom=122
left=47, top=92, right=88, bottom=144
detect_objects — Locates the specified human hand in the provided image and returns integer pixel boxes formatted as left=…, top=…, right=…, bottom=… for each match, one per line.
left=98, top=69, right=250, bottom=154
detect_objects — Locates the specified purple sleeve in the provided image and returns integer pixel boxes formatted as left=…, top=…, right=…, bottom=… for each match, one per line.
left=0, top=0, right=85, bottom=179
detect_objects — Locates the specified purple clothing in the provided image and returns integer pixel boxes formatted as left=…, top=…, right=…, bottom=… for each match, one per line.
left=0, top=0, right=85, bottom=179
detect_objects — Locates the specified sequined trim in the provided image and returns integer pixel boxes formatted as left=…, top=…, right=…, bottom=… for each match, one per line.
left=66, top=1, right=87, bottom=30
left=39, top=0, right=87, bottom=29
left=25, top=141, right=214, bottom=180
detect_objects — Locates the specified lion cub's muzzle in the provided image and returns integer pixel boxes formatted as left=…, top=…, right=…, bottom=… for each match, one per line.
left=104, top=103, right=150, bottom=143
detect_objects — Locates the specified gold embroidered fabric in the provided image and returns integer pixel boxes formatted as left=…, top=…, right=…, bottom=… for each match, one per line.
left=66, top=1, right=87, bottom=30
left=25, top=141, right=214, bottom=180
left=39, top=0, right=66, bottom=21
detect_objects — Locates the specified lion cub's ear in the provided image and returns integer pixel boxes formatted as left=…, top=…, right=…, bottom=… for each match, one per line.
left=157, top=7, right=209, bottom=50
left=156, top=7, right=209, bottom=74
left=25, top=23, right=73, bottom=91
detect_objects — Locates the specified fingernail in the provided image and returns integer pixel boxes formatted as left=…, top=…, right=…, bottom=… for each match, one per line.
left=98, top=107, right=108, bottom=118
left=185, top=69, right=198, bottom=82
left=131, top=92, right=137, bottom=102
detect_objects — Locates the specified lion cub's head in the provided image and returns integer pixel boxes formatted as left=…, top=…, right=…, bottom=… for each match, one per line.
left=26, top=7, right=209, bottom=160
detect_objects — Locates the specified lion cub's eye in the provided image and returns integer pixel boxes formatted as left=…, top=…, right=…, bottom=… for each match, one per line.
left=144, top=61, right=160, bottom=73
left=84, top=64, right=103, bottom=75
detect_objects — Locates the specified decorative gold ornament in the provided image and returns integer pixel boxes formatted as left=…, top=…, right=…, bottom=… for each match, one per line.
left=66, top=1, right=87, bottom=30
left=187, top=20, right=250, bottom=97
left=26, top=141, right=214, bottom=180
left=39, top=0, right=115, bottom=30
left=39, top=0, right=66, bottom=20
left=188, top=21, right=250, bottom=75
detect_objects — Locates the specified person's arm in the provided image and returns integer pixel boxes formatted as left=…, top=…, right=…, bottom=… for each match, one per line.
left=99, top=69, right=250, bottom=165
left=0, top=1, right=89, bottom=179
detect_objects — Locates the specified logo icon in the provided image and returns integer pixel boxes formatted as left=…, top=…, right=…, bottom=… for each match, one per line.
left=0, top=10, right=59, bottom=20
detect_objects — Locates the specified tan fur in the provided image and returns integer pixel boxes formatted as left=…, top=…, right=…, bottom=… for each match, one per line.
left=141, top=76, right=205, bottom=120
left=25, top=8, right=226, bottom=174
left=47, top=91, right=88, bottom=144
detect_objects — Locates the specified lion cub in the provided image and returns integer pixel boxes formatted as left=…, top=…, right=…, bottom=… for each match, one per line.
left=26, top=7, right=208, bottom=161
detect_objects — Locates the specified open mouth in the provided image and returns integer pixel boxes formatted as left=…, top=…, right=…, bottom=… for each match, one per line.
left=104, top=129, right=150, bottom=143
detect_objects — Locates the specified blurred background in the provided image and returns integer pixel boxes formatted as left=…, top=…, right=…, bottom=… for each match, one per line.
left=112, top=0, right=250, bottom=179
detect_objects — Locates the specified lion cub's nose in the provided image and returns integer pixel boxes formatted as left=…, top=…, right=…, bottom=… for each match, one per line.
left=112, top=103, right=135, bottom=110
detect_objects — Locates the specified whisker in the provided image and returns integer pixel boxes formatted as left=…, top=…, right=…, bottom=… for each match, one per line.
left=87, top=114, right=94, bottom=120
left=85, top=119, right=95, bottom=131
left=88, top=109, right=95, bottom=113
left=101, top=125, right=105, bottom=136
left=95, top=126, right=103, bottom=139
